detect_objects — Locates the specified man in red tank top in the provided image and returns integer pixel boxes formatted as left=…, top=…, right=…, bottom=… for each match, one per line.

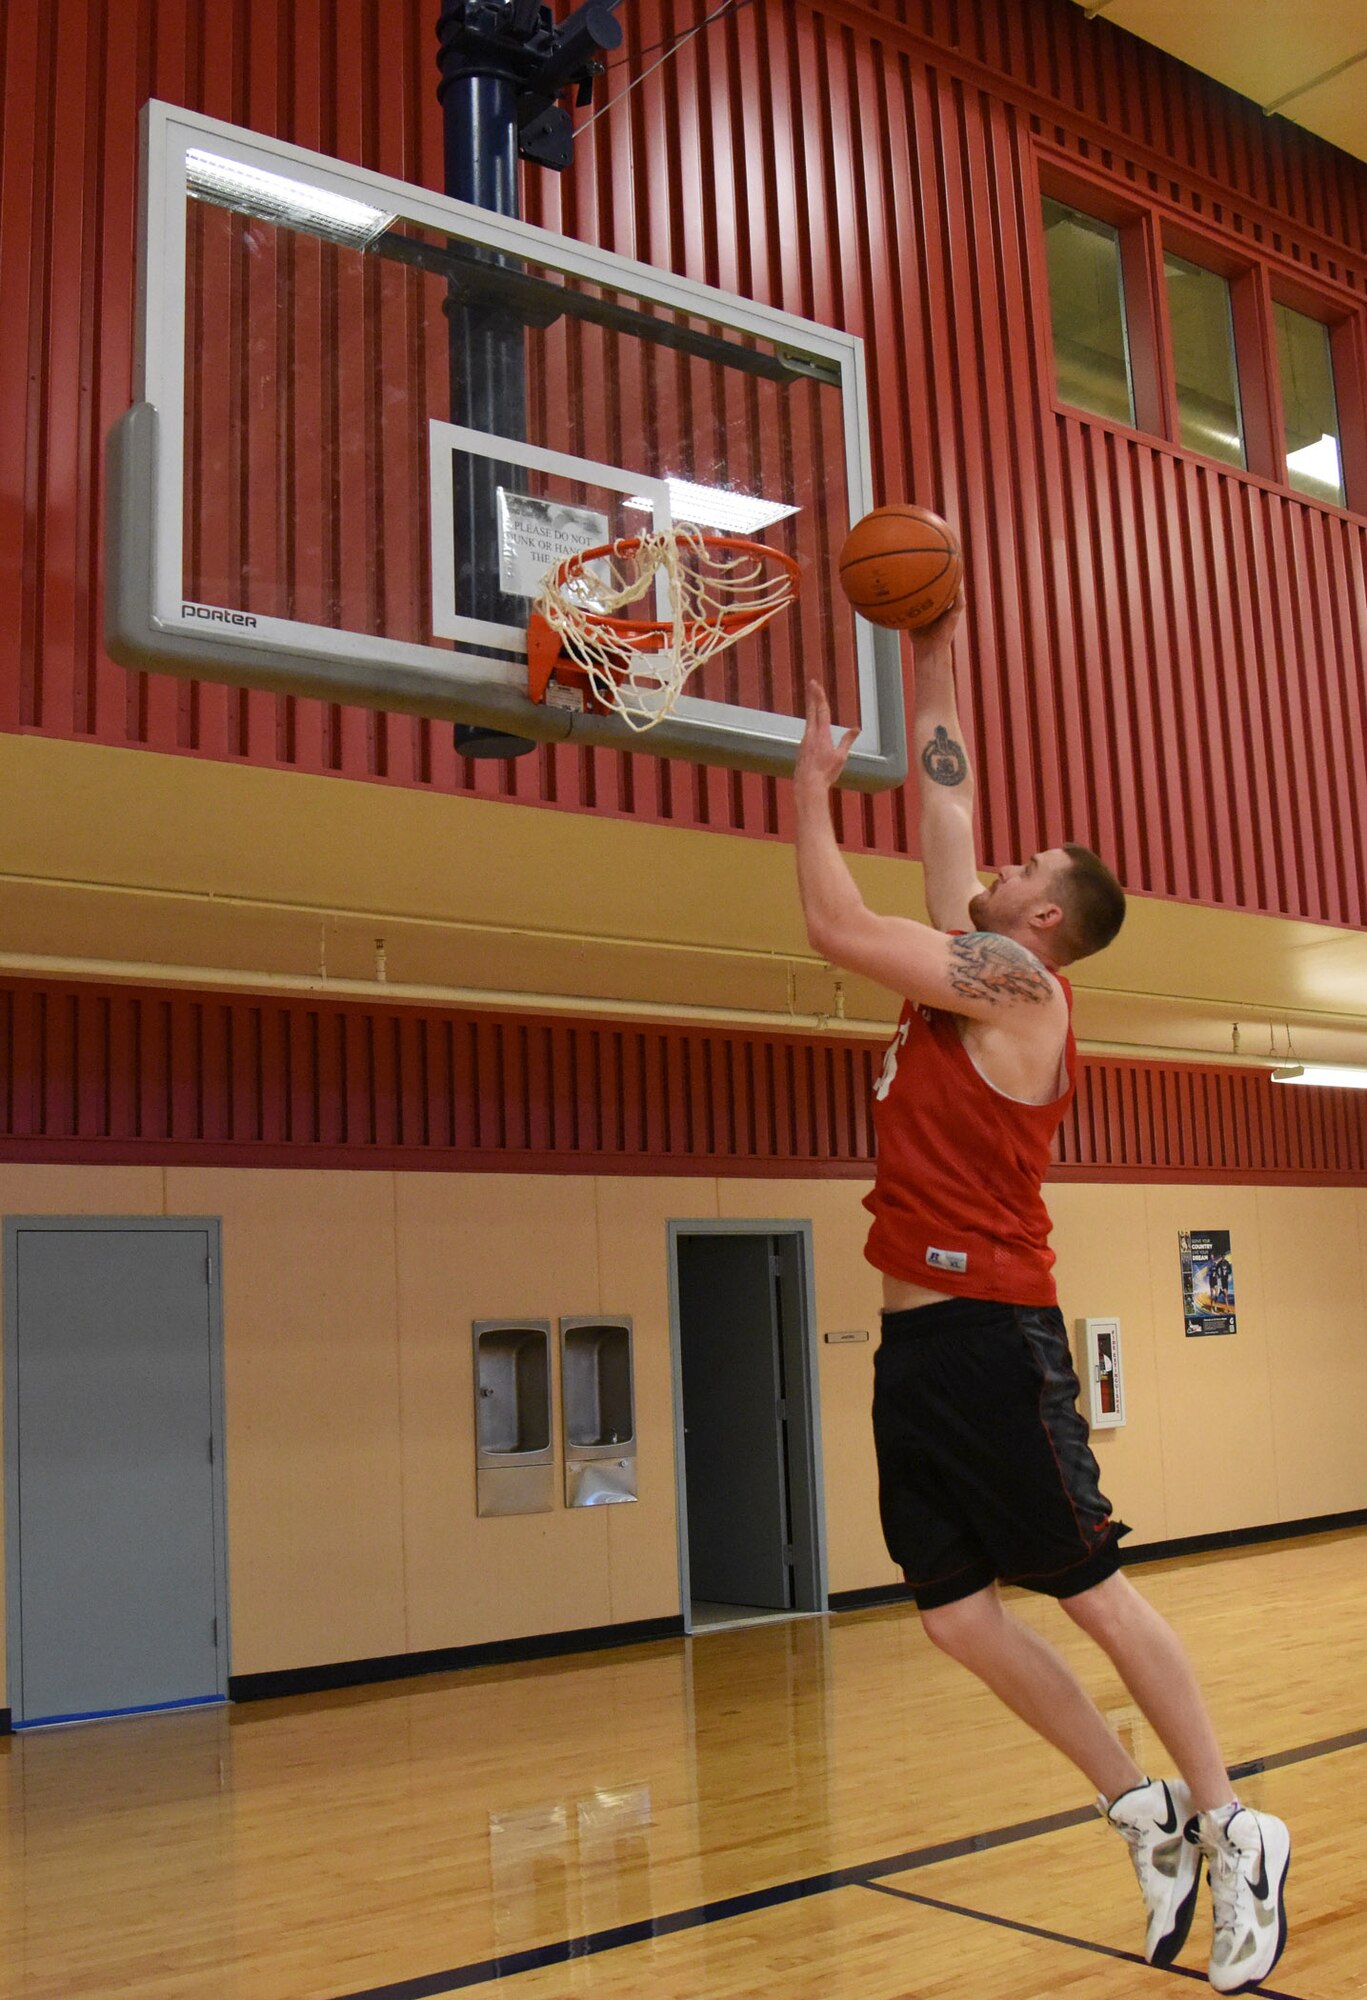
left=793, top=596, right=1289, bottom=1993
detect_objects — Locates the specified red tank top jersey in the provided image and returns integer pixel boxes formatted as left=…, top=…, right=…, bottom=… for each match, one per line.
left=863, top=977, right=1076, bottom=1307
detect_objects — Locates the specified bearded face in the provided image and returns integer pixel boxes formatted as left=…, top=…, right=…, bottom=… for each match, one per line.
left=966, top=852, right=1072, bottom=943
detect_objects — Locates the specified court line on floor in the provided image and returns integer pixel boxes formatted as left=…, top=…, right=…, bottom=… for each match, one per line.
left=862, top=1881, right=1305, bottom=1998
left=1232, top=1723, right=1367, bottom=1778
left=331, top=1724, right=1363, bottom=2000
left=328, top=1807, right=1104, bottom=2000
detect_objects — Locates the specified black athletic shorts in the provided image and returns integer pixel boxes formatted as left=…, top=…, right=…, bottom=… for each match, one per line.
left=872, top=1296, right=1129, bottom=1612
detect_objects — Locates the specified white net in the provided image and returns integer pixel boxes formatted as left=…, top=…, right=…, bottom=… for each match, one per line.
left=534, top=525, right=799, bottom=731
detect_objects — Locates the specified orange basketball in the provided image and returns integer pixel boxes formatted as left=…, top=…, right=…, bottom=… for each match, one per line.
left=837, top=504, right=962, bottom=630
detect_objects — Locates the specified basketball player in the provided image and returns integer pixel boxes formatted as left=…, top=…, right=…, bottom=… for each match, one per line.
left=792, top=595, right=1289, bottom=1993
left=1209, top=1252, right=1235, bottom=1311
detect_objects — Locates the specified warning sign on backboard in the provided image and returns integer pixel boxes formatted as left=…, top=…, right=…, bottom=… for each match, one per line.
left=497, top=492, right=610, bottom=600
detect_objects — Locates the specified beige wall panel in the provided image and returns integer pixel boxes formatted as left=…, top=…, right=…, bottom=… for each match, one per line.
left=0, top=1167, right=168, bottom=1703
left=3, top=1163, right=1365, bottom=1700
left=1047, top=1182, right=1169, bottom=1545
left=394, top=1173, right=614, bottom=1650
left=595, top=1177, right=715, bottom=1626
left=0, top=1165, right=167, bottom=1215
left=167, top=1168, right=408, bottom=1676
left=715, top=1177, right=893, bottom=1594
left=1141, top=1187, right=1276, bottom=1538
left=1258, top=1186, right=1367, bottom=1521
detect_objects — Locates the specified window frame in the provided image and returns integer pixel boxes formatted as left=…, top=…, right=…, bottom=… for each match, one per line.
left=1030, top=146, right=1367, bottom=520
left=1159, top=239, right=1253, bottom=473
left=1035, top=156, right=1168, bottom=439
left=1268, top=276, right=1365, bottom=510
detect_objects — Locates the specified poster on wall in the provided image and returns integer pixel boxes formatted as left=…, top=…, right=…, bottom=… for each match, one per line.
left=1179, top=1229, right=1237, bottom=1337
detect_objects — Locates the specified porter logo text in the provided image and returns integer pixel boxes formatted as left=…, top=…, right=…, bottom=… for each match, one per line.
left=181, top=602, right=257, bottom=627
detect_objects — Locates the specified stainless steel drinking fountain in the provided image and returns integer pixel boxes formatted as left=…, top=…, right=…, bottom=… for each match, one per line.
left=473, top=1320, right=554, bottom=1516
left=559, top=1317, right=637, bottom=1507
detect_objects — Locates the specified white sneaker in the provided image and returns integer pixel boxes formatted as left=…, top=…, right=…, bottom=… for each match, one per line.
left=1196, top=1802, right=1291, bottom=1993
left=1099, top=1776, right=1201, bottom=1967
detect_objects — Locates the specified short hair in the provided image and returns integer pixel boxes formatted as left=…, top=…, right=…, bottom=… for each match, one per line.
left=1053, top=844, right=1126, bottom=962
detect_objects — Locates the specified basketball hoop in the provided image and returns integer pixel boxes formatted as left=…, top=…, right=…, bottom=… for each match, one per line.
left=527, top=526, right=801, bottom=731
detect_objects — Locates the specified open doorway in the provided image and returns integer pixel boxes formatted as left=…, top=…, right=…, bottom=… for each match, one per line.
left=668, top=1222, right=826, bottom=1633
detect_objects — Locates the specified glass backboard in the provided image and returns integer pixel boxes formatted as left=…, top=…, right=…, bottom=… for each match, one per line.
left=107, top=102, right=906, bottom=786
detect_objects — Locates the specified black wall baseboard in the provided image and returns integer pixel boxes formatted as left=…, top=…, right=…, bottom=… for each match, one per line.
left=1122, top=1507, right=1367, bottom=1567
left=829, top=1508, right=1367, bottom=1615
left=41, top=1508, right=1355, bottom=1715
left=228, top=1614, right=685, bottom=1703
left=7, top=1509, right=1356, bottom=1724
left=828, top=1582, right=915, bottom=1612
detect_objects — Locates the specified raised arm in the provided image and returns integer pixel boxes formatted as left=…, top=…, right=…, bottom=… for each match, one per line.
left=793, top=682, right=1058, bottom=1022
left=909, top=594, right=981, bottom=933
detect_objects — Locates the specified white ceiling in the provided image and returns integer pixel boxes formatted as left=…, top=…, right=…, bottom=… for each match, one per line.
left=1070, top=1, right=1367, bottom=166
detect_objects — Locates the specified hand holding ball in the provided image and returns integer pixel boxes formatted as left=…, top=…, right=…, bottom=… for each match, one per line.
left=838, top=504, right=962, bottom=630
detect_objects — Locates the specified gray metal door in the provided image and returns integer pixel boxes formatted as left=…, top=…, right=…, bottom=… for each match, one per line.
left=4, top=1221, right=227, bottom=1725
left=676, top=1233, right=792, bottom=1610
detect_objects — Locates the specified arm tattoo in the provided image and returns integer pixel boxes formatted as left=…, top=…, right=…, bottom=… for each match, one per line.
left=921, top=726, right=968, bottom=787
left=947, top=932, right=1054, bottom=1006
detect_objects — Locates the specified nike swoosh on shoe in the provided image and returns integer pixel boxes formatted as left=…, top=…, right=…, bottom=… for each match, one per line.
left=1249, top=1844, right=1269, bottom=1904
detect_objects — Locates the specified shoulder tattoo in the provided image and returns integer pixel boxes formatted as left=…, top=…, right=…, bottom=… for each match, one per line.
left=947, top=932, right=1055, bottom=1006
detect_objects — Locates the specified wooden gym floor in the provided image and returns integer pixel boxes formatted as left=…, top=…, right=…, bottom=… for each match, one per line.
left=0, top=1529, right=1362, bottom=1999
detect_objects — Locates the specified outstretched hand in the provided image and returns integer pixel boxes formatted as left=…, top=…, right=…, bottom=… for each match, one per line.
left=796, top=680, right=859, bottom=793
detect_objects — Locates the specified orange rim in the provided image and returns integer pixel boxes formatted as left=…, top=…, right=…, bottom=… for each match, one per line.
left=544, top=532, right=801, bottom=643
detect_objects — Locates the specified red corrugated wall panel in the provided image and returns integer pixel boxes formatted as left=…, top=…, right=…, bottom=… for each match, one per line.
left=0, top=978, right=1364, bottom=1183
left=3, top=0, right=1367, bottom=922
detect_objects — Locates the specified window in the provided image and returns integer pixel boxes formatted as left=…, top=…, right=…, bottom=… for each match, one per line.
left=1274, top=303, right=1345, bottom=508
left=1164, top=254, right=1245, bottom=469
left=1036, top=161, right=1364, bottom=515
left=1041, top=197, right=1134, bottom=427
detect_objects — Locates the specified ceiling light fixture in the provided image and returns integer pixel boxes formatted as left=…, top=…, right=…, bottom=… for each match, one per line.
left=1270, top=1063, right=1367, bottom=1090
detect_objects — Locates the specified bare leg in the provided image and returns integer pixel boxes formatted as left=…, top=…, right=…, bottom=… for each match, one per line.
left=921, top=1585, right=1145, bottom=1800
left=1061, top=1572, right=1233, bottom=1812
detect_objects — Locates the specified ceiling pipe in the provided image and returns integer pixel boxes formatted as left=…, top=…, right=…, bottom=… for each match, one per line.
left=0, top=950, right=886, bottom=1035
left=5, top=871, right=1367, bottom=1035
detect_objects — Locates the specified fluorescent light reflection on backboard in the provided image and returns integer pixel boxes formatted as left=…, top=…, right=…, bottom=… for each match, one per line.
left=185, top=149, right=394, bottom=248
left=623, top=478, right=798, bottom=535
